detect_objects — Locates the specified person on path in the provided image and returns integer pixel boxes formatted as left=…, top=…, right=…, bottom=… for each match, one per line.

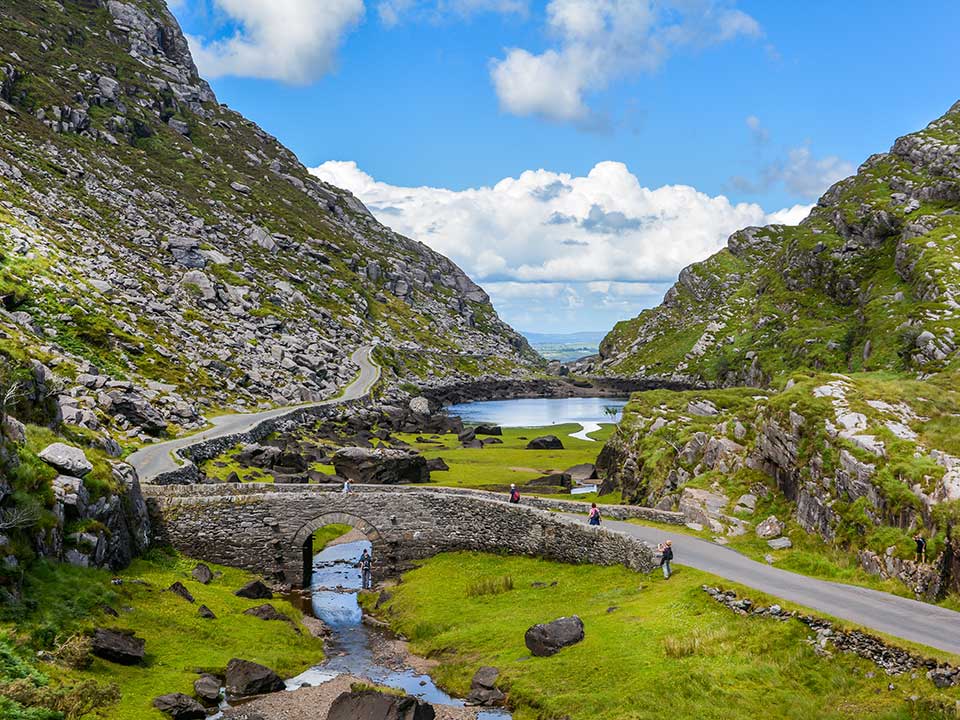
left=588, top=503, right=601, bottom=526
left=658, top=541, right=673, bottom=579
left=358, top=548, right=372, bottom=589
left=342, top=479, right=351, bottom=494
left=915, top=534, right=927, bottom=564
left=509, top=484, right=521, bottom=504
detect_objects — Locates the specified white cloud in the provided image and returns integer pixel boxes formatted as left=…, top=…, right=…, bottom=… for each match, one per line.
left=774, top=146, right=855, bottom=200
left=186, top=0, right=365, bottom=84
left=491, top=0, right=762, bottom=122
left=311, top=159, right=805, bottom=329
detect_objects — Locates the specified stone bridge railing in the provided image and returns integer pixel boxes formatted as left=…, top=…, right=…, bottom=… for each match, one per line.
left=143, top=483, right=658, bottom=588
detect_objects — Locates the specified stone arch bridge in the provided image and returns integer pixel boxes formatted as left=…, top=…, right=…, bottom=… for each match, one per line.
left=143, top=484, right=656, bottom=588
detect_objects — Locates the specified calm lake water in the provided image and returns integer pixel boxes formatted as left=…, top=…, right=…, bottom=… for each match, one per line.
left=448, top=396, right=628, bottom=437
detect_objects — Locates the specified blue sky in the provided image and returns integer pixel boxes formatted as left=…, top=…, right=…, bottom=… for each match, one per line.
left=168, top=0, right=960, bottom=334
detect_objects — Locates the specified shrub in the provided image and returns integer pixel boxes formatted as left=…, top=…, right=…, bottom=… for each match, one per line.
left=466, top=575, right=514, bottom=597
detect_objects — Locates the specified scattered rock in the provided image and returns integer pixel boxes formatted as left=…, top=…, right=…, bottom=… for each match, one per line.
left=91, top=628, right=145, bottom=665
left=327, top=689, right=436, bottom=720
left=167, top=581, right=195, bottom=603
left=526, top=435, right=564, bottom=450
left=565, top=463, right=598, bottom=482
left=225, top=658, right=286, bottom=698
left=466, top=666, right=506, bottom=706
left=38, top=443, right=93, bottom=476
left=235, top=580, right=273, bottom=600
left=768, top=537, right=793, bottom=550
left=194, top=674, right=222, bottom=703
left=191, top=563, right=213, bottom=584
left=524, top=615, right=584, bottom=657
left=474, top=424, right=502, bottom=436
left=426, top=457, right=449, bottom=472
left=332, top=447, right=429, bottom=484
left=152, top=693, right=206, bottom=720
left=755, top=515, right=784, bottom=539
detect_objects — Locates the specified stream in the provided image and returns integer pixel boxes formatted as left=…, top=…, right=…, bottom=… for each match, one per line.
left=285, top=538, right=512, bottom=718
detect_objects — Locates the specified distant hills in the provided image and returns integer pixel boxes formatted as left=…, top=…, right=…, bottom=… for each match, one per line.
left=524, top=331, right=606, bottom=362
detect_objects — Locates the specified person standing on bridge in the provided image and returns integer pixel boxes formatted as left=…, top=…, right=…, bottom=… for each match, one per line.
left=588, top=503, right=601, bottom=526
left=509, top=484, right=521, bottom=504
left=658, top=541, right=673, bottom=579
left=358, top=548, right=372, bottom=589
left=342, top=478, right=351, bottom=494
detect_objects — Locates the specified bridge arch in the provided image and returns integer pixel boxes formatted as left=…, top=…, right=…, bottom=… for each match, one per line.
left=294, top=511, right=388, bottom=586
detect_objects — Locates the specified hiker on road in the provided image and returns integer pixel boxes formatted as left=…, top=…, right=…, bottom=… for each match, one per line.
left=659, top=541, right=673, bottom=579
left=915, top=534, right=927, bottom=564
left=509, top=484, right=521, bottom=504
left=588, top=503, right=601, bottom=526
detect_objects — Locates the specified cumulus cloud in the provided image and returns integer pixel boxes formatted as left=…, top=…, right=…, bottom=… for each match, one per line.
left=310, top=159, right=807, bottom=330
left=185, top=0, right=365, bottom=83
left=491, top=0, right=762, bottom=123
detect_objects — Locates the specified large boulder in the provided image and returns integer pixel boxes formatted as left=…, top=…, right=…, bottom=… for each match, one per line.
left=225, top=658, right=285, bottom=698
left=39, top=443, right=93, bottom=477
left=755, top=515, right=784, bottom=539
left=528, top=473, right=572, bottom=489
left=426, top=457, right=449, bottom=472
left=524, top=615, right=584, bottom=657
left=152, top=693, right=206, bottom=720
left=109, top=392, right=167, bottom=435
left=332, top=447, right=429, bottom=484
left=475, top=424, right=502, bottom=436
left=466, top=666, right=506, bottom=706
left=193, top=674, right=222, bottom=704
left=565, top=463, right=598, bottom=482
left=191, top=563, right=213, bottom=584
left=327, top=689, right=436, bottom=720
left=526, top=436, right=564, bottom=450
left=235, top=580, right=273, bottom=599
left=91, top=628, right=145, bottom=665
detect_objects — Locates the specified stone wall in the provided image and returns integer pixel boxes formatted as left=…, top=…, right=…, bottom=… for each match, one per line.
left=144, top=484, right=657, bottom=588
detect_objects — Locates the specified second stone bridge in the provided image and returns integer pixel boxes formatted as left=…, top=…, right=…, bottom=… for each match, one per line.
left=143, top=484, right=657, bottom=588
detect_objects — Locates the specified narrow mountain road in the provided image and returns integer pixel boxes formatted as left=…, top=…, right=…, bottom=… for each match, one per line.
left=578, top=515, right=960, bottom=656
left=128, top=346, right=380, bottom=482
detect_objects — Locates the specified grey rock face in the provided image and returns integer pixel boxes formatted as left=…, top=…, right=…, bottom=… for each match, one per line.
left=225, top=658, right=286, bottom=698
left=524, top=615, right=585, bottom=657
left=332, top=447, right=429, bottom=484
left=39, top=443, right=93, bottom=476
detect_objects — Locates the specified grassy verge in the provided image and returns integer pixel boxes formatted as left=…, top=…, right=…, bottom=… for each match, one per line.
left=393, top=424, right=614, bottom=492
left=312, top=524, right=353, bottom=554
left=1, top=550, right=324, bottom=720
left=376, top=552, right=960, bottom=720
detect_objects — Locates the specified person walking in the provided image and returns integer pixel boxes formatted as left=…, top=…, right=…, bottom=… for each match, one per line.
left=509, top=484, right=521, bottom=504
left=659, top=541, right=673, bottom=579
left=914, top=534, right=927, bottom=564
left=358, top=548, right=372, bottom=589
left=588, top=503, right=601, bottom=526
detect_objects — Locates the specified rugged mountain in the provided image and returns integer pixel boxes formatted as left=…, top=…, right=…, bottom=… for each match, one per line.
left=0, top=0, right=538, bottom=444
left=593, top=100, right=960, bottom=385
left=595, top=102, right=960, bottom=589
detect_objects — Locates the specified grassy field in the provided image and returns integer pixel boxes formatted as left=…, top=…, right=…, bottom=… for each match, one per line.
left=0, top=551, right=324, bottom=720
left=394, top=424, right=615, bottom=493
left=377, top=552, right=960, bottom=720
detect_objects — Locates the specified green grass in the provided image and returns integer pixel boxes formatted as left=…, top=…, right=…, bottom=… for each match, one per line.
left=393, top=424, right=614, bottom=493
left=1, top=551, right=324, bottom=720
left=312, top=524, right=353, bottom=554
left=377, top=552, right=960, bottom=720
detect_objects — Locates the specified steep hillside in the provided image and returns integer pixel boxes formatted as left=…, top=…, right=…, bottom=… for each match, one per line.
left=595, top=100, right=960, bottom=385
left=0, top=0, right=538, bottom=444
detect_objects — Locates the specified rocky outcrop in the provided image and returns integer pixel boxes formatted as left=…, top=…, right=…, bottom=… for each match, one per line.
left=332, top=447, right=429, bottom=485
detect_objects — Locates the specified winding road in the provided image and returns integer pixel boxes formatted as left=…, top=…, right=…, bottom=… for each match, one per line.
left=580, top=515, right=960, bottom=656
left=128, top=345, right=380, bottom=482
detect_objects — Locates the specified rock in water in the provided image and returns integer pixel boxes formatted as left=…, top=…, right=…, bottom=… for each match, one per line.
left=193, top=674, right=223, bottom=703
left=91, top=628, right=145, bottom=665
left=234, top=580, right=273, bottom=599
left=327, top=689, right=436, bottom=720
left=225, top=658, right=286, bottom=698
left=466, top=666, right=506, bottom=706
left=167, top=581, right=195, bottom=603
left=332, top=447, right=429, bottom=484
left=152, top=693, right=206, bottom=720
left=524, top=615, right=585, bottom=657
left=38, top=443, right=93, bottom=476
left=526, top=435, right=564, bottom=450
left=191, top=563, right=213, bottom=584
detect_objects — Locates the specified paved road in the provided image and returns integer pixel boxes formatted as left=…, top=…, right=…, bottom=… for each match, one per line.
left=128, top=346, right=380, bottom=482
left=573, top=515, right=960, bottom=656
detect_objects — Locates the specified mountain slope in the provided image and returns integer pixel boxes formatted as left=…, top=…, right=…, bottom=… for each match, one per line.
left=0, top=0, right=538, bottom=442
left=594, top=101, right=960, bottom=385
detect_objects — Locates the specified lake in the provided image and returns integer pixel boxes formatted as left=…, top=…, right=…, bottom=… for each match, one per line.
left=447, top=396, right=628, bottom=441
